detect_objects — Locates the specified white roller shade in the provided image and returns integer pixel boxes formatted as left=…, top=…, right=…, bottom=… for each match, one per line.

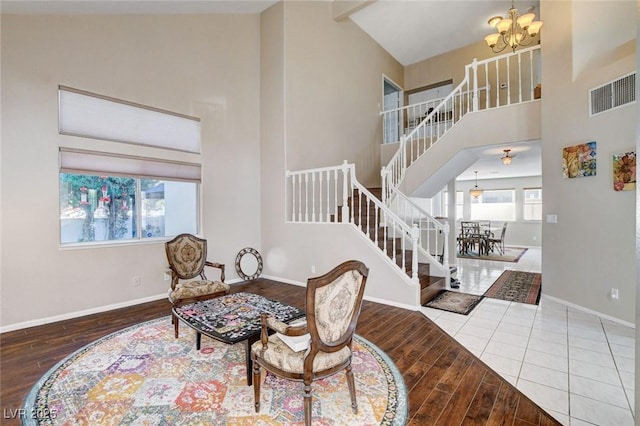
left=58, top=86, right=201, bottom=154
left=60, top=149, right=201, bottom=183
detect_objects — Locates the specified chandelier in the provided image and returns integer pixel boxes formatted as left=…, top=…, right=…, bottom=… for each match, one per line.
left=502, top=149, right=514, bottom=165
left=470, top=171, right=484, bottom=198
left=484, top=1, right=543, bottom=53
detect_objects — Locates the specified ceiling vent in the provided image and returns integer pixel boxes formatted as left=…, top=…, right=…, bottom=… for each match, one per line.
left=590, top=72, right=636, bottom=116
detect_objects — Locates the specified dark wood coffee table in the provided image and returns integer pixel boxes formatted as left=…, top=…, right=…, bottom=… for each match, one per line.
left=172, top=292, right=305, bottom=385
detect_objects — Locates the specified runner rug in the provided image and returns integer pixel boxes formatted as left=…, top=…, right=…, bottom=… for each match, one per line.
left=484, top=270, right=542, bottom=305
left=23, top=317, right=407, bottom=425
left=457, top=246, right=528, bottom=262
left=423, top=290, right=484, bottom=315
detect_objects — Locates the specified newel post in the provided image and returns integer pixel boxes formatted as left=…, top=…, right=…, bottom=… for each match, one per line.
left=380, top=167, right=387, bottom=227
left=341, top=160, right=350, bottom=223
left=442, top=222, right=450, bottom=268
left=411, top=224, right=419, bottom=283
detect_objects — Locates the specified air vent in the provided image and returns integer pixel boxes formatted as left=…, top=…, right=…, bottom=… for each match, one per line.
left=590, top=72, right=636, bottom=116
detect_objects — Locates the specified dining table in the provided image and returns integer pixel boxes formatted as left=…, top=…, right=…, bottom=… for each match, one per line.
left=457, top=221, right=501, bottom=255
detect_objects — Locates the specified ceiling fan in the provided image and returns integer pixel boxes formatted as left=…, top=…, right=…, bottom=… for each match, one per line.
left=501, top=149, right=516, bottom=165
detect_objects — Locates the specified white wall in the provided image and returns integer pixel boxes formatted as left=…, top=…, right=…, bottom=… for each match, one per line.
left=541, top=0, right=636, bottom=323
left=1, top=15, right=262, bottom=328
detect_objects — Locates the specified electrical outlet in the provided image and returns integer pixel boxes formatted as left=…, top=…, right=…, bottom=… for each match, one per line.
left=311, top=265, right=316, bottom=273
left=132, top=276, right=141, bottom=287
left=611, top=288, right=619, bottom=300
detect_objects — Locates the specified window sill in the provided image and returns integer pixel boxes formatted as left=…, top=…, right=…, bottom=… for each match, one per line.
left=59, top=237, right=170, bottom=251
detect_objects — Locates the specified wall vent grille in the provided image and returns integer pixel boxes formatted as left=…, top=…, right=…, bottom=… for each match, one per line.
left=590, top=72, right=636, bottom=116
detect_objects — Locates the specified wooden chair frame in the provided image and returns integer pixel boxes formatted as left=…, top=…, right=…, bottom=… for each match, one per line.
left=251, top=260, right=369, bottom=425
left=165, top=233, right=228, bottom=338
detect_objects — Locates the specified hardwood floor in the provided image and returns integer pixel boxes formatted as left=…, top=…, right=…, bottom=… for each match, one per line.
left=0, top=279, right=560, bottom=425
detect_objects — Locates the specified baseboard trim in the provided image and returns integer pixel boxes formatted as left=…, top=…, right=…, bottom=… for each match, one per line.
left=2, top=274, right=420, bottom=333
left=260, top=274, right=306, bottom=287
left=364, top=295, right=419, bottom=311
left=541, top=294, right=636, bottom=328
left=0, top=293, right=167, bottom=334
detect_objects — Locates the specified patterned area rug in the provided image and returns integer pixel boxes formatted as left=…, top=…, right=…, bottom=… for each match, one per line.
left=457, top=247, right=528, bottom=262
left=423, top=290, right=484, bottom=315
left=23, top=317, right=407, bottom=425
left=484, top=270, right=542, bottom=304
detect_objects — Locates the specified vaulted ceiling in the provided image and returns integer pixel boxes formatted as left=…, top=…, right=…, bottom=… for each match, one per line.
left=1, top=0, right=542, bottom=179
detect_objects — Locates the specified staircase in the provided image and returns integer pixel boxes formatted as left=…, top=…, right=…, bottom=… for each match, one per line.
left=341, top=188, right=446, bottom=304
left=283, top=46, right=542, bottom=308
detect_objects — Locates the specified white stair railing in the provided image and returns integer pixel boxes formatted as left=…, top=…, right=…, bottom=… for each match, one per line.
left=381, top=45, right=541, bottom=196
left=286, top=161, right=424, bottom=283
left=381, top=97, right=446, bottom=144
left=385, top=185, right=450, bottom=275
left=378, top=46, right=540, bottom=281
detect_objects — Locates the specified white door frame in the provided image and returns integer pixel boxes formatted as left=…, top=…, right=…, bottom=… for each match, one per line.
left=382, top=75, right=404, bottom=144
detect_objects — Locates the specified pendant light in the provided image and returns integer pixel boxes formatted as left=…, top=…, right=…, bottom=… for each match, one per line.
left=470, top=171, right=483, bottom=198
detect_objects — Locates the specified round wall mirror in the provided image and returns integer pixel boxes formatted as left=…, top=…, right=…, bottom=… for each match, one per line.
left=235, top=247, right=263, bottom=280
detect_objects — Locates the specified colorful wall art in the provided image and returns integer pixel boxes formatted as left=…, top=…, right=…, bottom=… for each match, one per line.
left=613, top=151, right=636, bottom=191
left=562, top=141, right=597, bottom=179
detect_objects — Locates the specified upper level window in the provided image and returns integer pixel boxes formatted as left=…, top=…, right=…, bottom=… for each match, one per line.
left=470, top=189, right=515, bottom=221
left=523, top=188, right=542, bottom=221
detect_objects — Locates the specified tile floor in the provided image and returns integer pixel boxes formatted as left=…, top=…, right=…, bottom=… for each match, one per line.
left=420, top=247, right=636, bottom=426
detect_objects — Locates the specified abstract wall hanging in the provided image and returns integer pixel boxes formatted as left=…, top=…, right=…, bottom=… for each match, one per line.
left=613, top=150, right=636, bottom=191
left=562, top=141, right=597, bottom=179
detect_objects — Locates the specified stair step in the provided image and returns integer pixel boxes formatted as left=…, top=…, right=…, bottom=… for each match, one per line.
left=420, top=276, right=447, bottom=305
left=344, top=187, right=446, bottom=306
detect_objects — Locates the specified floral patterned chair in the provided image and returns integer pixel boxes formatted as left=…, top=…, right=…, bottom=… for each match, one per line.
left=165, top=233, right=229, bottom=338
left=250, top=260, right=369, bottom=425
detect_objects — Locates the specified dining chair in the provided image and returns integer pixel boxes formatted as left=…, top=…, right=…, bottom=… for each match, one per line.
left=459, top=221, right=483, bottom=254
left=488, top=222, right=508, bottom=255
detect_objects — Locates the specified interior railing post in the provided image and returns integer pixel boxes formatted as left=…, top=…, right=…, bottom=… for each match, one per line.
left=472, top=59, right=479, bottom=112
left=411, top=224, right=419, bottom=282
left=400, top=136, right=407, bottom=178
left=341, top=160, right=350, bottom=223
left=380, top=167, right=387, bottom=227
left=442, top=222, right=451, bottom=274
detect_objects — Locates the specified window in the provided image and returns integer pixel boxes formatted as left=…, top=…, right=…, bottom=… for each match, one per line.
left=470, top=189, right=515, bottom=221
left=523, top=188, right=542, bottom=221
left=60, top=174, right=198, bottom=244
left=58, top=86, right=202, bottom=246
left=442, top=190, right=464, bottom=219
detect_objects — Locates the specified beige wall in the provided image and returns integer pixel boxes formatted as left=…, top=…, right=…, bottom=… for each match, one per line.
left=405, top=35, right=541, bottom=95
left=259, top=1, right=418, bottom=307
left=541, top=0, right=636, bottom=323
left=1, top=15, right=262, bottom=328
left=284, top=1, right=403, bottom=187
left=404, top=40, right=491, bottom=92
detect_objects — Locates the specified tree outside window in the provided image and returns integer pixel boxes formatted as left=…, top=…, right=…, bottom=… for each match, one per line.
left=60, top=173, right=197, bottom=244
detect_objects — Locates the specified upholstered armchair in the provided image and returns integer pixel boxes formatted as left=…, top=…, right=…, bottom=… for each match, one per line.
left=250, top=260, right=369, bottom=426
left=165, top=233, right=229, bottom=338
